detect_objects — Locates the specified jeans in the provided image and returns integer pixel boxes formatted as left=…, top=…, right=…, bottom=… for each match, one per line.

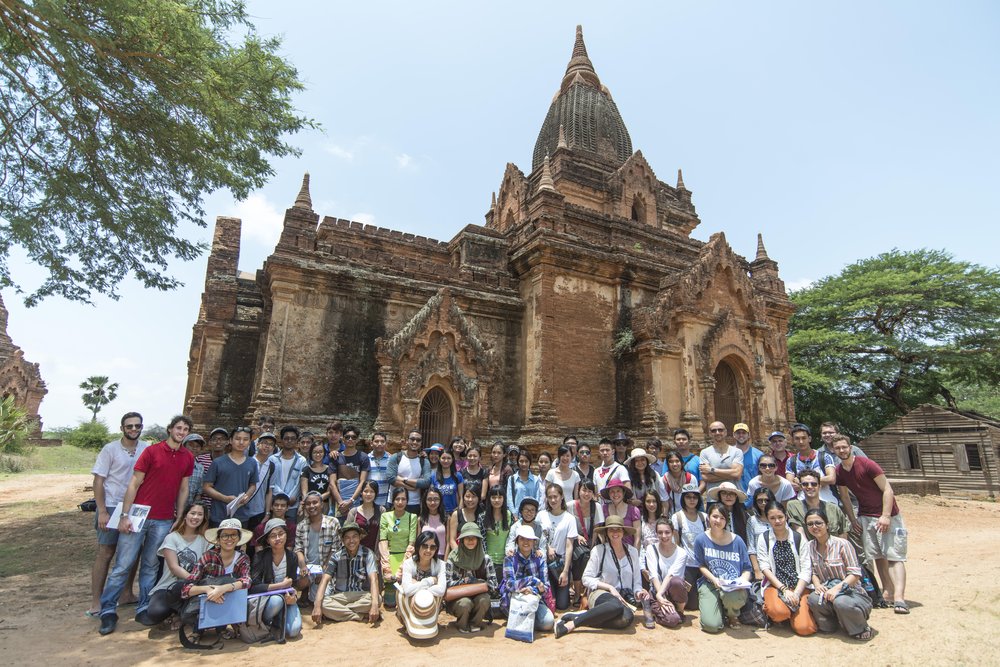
left=99, top=518, right=172, bottom=617
left=534, top=601, right=555, bottom=631
left=263, top=595, right=302, bottom=637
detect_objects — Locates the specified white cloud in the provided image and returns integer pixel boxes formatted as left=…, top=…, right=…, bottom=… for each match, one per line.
left=325, top=143, right=354, bottom=161
left=352, top=212, right=376, bottom=225
left=229, top=194, right=284, bottom=247
left=395, top=153, right=413, bottom=169
left=785, top=278, right=815, bottom=292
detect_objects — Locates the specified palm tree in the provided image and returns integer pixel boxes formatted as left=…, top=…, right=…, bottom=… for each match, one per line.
left=80, top=376, right=119, bottom=422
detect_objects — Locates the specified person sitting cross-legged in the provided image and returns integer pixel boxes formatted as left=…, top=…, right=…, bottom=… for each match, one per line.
left=310, top=522, right=381, bottom=625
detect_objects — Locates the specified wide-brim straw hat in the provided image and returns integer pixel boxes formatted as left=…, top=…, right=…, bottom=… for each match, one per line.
left=706, top=481, right=748, bottom=503
left=205, top=518, right=253, bottom=546
left=624, top=447, right=656, bottom=467
left=593, top=514, right=637, bottom=539
left=397, top=586, right=440, bottom=639
left=600, top=477, right=634, bottom=502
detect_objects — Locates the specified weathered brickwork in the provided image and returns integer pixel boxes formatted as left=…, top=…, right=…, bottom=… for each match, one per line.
left=185, top=27, right=796, bottom=450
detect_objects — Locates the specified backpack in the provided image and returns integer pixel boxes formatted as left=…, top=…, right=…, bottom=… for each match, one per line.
left=672, top=510, right=707, bottom=543
left=763, top=529, right=803, bottom=553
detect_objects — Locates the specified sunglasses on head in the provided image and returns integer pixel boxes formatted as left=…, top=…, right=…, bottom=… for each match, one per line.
left=233, top=426, right=253, bottom=434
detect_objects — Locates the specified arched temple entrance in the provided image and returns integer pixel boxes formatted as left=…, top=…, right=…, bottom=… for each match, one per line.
left=418, top=386, right=453, bottom=447
left=713, top=361, right=742, bottom=429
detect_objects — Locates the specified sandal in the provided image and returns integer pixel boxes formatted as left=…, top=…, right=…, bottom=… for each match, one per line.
left=893, top=601, right=910, bottom=614
left=726, top=615, right=742, bottom=629
left=854, top=626, right=874, bottom=641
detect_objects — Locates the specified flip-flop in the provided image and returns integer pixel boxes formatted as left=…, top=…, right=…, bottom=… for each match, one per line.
left=893, top=601, right=910, bottom=614
left=854, top=626, right=874, bottom=641
left=84, top=610, right=100, bottom=619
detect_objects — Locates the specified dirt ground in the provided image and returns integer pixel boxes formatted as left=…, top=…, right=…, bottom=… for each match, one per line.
left=1, top=474, right=998, bottom=666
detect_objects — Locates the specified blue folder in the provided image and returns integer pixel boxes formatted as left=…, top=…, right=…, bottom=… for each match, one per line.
left=198, top=589, right=248, bottom=629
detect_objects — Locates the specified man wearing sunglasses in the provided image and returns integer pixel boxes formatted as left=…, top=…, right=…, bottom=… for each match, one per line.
left=387, top=429, right=432, bottom=513
left=699, top=421, right=744, bottom=493
left=785, top=468, right=848, bottom=542
left=88, top=412, right=150, bottom=618
left=330, top=425, right=370, bottom=518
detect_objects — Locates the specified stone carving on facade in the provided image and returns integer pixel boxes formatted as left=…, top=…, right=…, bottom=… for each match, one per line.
left=374, top=288, right=496, bottom=436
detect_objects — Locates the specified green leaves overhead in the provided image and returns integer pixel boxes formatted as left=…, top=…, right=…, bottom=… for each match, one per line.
left=788, top=249, right=1000, bottom=438
left=0, top=0, right=315, bottom=304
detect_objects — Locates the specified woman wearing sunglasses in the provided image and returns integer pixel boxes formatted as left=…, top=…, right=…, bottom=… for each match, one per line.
left=378, top=487, right=417, bottom=608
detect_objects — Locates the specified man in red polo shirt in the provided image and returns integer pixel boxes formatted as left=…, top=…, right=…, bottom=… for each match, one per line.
left=833, top=434, right=909, bottom=615
left=99, top=415, right=195, bottom=635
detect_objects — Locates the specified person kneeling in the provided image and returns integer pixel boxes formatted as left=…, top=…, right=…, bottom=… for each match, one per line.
left=500, top=525, right=555, bottom=634
left=311, top=522, right=380, bottom=625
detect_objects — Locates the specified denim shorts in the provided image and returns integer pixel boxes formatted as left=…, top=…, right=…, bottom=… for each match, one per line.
left=95, top=506, right=120, bottom=546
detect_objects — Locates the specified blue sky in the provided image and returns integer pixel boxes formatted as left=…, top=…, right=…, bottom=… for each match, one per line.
left=7, top=1, right=999, bottom=430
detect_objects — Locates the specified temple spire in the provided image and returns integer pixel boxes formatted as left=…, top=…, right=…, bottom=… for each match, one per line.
left=538, top=155, right=556, bottom=192
left=557, top=124, right=567, bottom=149
left=676, top=168, right=686, bottom=190
left=755, top=233, right=770, bottom=261
left=561, top=25, right=601, bottom=91
left=293, top=172, right=312, bottom=210
left=489, top=191, right=496, bottom=212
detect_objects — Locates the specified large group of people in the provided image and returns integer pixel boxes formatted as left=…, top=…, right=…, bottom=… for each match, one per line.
left=89, top=414, right=909, bottom=647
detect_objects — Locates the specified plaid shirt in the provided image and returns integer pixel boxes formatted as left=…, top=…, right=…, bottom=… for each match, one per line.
left=368, top=452, right=391, bottom=507
left=445, top=552, right=498, bottom=595
left=295, top=515, right=342, bottom=567
left=324, top=545, right=378, bottom=592
left=499, top=551, right=547, bottom=611
left=181, top=547, right=252, bottom=598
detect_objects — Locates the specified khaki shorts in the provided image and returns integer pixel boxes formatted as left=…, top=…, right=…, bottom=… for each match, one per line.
left=860, top=514, right=907, bottom=562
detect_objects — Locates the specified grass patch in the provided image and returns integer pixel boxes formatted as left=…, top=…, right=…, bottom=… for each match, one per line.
left=29, top=444, right=96, bottom=474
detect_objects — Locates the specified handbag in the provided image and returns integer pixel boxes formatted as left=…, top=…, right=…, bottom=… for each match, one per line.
left=444, top=581, right=489, bottom=602
left=571, top=542, right=591, bottom=564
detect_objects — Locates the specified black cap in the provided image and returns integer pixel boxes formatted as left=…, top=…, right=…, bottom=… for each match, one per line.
left=790, top=423, right=811, bottom=435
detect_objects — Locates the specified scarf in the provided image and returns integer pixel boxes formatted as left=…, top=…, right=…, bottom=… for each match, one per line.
left=449, top=539, right=485, bottom=572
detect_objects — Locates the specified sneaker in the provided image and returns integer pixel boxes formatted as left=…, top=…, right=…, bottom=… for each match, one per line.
left=99, top=613, right=118, bottom=636
left=458, top=626, right=472, bottom=634
left=554, top=621, right=569, bottom=639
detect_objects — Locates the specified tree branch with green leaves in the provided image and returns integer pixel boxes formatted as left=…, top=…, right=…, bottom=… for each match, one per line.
left=0, top=0, right=316, bottom=305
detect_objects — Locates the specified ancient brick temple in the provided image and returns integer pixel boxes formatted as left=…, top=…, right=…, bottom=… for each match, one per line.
left=185, top=27, right=796, bottom=448
left=0, top=292, right=48, bottom=438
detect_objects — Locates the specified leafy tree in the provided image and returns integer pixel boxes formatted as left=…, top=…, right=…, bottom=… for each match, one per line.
left=80, top=375, right=118, bottom=421
left=0, top=394, right=33, bottom=454
left=789, top=249, right=1000, bottom=439
left=54, top=419, right=114, bottom=450
left=0, top=0, right=314, bottom=305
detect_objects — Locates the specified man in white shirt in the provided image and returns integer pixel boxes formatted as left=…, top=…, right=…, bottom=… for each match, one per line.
left=593, top=438, right=630, bottom=495
left=88, top=412, right=149, bottom=616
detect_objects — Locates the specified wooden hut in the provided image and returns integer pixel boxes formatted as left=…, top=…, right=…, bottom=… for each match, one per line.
left=861, top=403, right=1000, bottom=498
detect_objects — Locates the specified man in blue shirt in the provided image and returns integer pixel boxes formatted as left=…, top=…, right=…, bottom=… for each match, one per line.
left=673, top=429, right=701, bottom=481
left=733, top=422, right=763, bottom=493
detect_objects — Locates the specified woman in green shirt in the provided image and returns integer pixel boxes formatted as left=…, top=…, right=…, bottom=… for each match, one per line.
left=379, top=487, right=417, bottom=608
left=480, top=484, right=513, bottom=585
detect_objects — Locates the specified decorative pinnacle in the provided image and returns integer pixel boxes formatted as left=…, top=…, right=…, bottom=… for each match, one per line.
left=489, top=191, right=496, bottom=211
left=755, top=233, right=770, bottom=261
left=294, top=172, right=312, bottom=210
left=676, top=169, right=686, bottom=190
left=561, top=25, right=601, bottom=91
left=557, top=124, right=567, bottom=149
left=538, top=155, right=556, bottom=192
